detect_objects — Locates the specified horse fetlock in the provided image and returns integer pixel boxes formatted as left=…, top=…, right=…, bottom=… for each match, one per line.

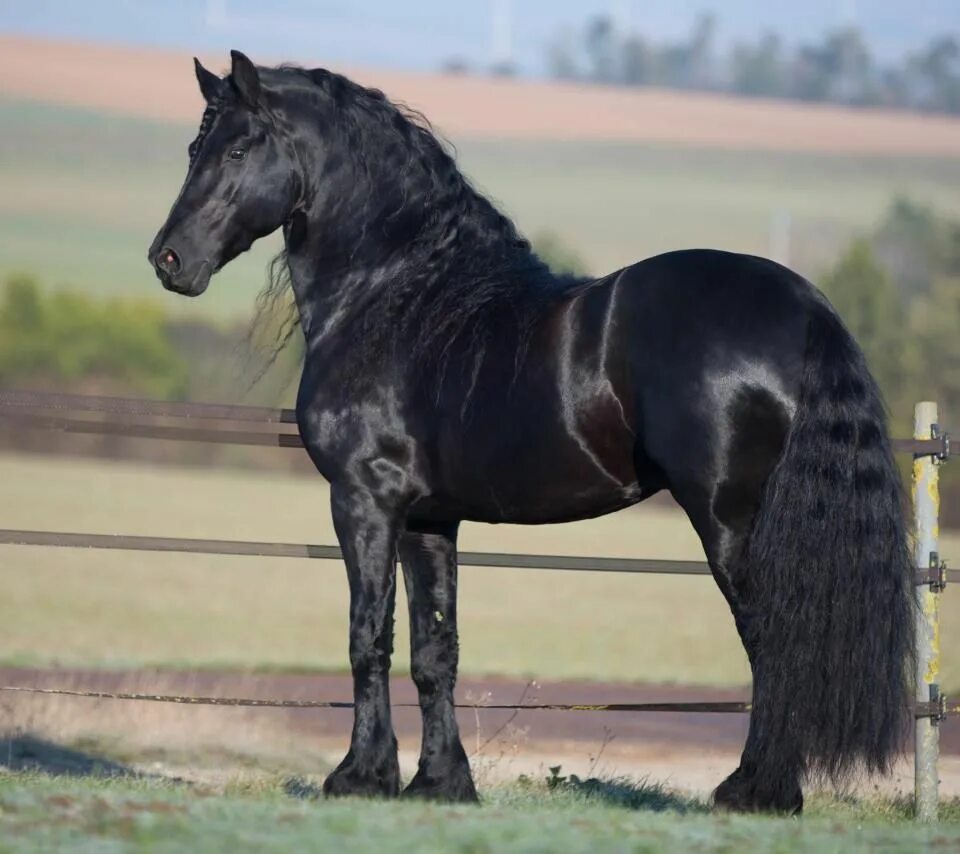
left=323, top=749, right=401, bottom=799
left=402, top=756, right=478, bottom=804
left=712, top=765, right=803, bottom=815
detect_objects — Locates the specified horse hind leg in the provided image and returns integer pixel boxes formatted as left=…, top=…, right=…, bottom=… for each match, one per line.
left=661, top=387, right=803, bottom=814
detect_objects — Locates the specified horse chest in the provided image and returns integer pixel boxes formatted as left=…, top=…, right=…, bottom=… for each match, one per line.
left=295, top=385, right=426, bottom=493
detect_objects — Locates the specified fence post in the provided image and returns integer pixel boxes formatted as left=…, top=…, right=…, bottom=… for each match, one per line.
left=914, top=401, right=941, bottom=821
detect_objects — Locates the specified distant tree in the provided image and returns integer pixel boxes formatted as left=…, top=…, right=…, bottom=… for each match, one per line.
left=874, top=197, right=960, bottom=300
left=908, top=35, right=960, bottom=113
left=686, top=12, right=718, bottom=89
left=873, top=198, right=943, bottom=299
left=584, top=15, right=618, bottom=83
left=440, top=58, right=471, bottom=75
left=876, top=64, right=911, bottom=109
left=490, top=61, right=517, bottom=78
left=658, top=42, right=692, bottom=89
left=829, top=28, right=874, bottom=104
left=546, top=33, right=580, bottom=81
left=0, top=275, right=187, bottom=399
left=909, top=272, right=960, bottom=421
left=731, top=32, right=787, bottom=97
left=620, top=33, right=657, bottom=86
left=543, top=13, right=960, bottom=116
left=820, top=239, right=909, bottom=407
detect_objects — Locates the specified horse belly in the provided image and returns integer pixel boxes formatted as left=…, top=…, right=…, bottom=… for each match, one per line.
left=428, top=379, right=655, bottom=525
left=422, top=278, right=663, bottom=524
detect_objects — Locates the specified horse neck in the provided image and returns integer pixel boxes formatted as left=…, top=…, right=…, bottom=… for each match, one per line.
left=282, top=152, right=540, bottom=357
left=281, top=213, right=412, bottom=354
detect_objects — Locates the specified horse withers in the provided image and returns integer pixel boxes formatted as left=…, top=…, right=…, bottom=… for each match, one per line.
left=149, top=51, right=914, bottom=813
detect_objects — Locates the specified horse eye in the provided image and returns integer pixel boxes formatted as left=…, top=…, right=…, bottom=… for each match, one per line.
left=228, top=148, right=246, bottom=161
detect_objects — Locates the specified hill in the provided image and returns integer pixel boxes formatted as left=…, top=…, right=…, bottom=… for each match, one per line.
left=3, top=36, right=960, bottom=320
left=4, top=35, right=960, bottom=155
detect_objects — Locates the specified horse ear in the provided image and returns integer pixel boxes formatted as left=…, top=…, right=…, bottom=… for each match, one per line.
left=194, top=58, right=221, bottom=104
left=230, top=50, right=261, bottom=108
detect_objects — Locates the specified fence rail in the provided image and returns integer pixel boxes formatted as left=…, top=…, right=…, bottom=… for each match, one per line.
left=0, top=389, right=298, bottom=424
left=0, top=389, right=953, bottom=458
left=1, top=528, right=956, bottom=585
left=0, top=388, right=953, bottom=817
left=0, top=683, right=948, bottom=718
left=0, top=529, right=712, bottom=577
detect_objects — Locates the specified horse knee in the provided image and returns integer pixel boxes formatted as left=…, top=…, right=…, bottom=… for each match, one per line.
left=411, top=625, right=459, bottom=696
left=349, top=621, right=394, bottom=678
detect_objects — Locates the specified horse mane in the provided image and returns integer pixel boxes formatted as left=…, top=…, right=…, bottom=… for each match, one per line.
left=246, top=65, right=579, bottom=383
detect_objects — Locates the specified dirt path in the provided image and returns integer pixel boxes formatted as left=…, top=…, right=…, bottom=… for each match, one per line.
left=0, top=666, right=750, bottom=752
left=4, top=35, right=960, bottom=156
left=3, top=667, right=959, bottom=797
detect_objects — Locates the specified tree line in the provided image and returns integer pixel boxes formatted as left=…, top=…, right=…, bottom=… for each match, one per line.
left=548, top=13, right=960, bottom=116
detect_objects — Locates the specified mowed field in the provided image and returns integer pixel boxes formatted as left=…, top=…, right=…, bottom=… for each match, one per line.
left=4, top=773, right=960, bottom=853
left=3, top=37, right=960, bottom=320
left=1, top=452, right=959, bottom=690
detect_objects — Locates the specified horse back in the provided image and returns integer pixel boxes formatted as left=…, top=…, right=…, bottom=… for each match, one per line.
left=406, top=249, right=813, bottom=526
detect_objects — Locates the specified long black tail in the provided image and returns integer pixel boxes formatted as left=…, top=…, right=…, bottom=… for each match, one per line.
left=743, top=300, right=914, bottom=787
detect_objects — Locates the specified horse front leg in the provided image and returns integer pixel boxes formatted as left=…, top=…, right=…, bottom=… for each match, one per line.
left=399, top=522, right=478, bottom=802
left=323, top=483, right=402, bottom=798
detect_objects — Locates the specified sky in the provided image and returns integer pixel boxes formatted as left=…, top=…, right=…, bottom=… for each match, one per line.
left=1, top=0, right=958, bottom=76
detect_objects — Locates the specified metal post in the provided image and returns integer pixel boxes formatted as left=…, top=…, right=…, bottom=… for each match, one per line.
left=914, top=401, right=941, bottom=821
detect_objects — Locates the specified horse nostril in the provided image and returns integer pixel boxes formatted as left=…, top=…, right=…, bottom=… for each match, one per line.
left=155, top=247, right=182, bottom=276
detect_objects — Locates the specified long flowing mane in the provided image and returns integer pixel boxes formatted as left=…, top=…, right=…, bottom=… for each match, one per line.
left=247, top=65, right=582, bottom=381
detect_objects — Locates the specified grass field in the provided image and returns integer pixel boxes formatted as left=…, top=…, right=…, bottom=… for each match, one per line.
left=1, top=452, right=959, bottom=690
left=1, top=770, right=959, bottom=852
left=4, top=96, right=960, bottom=322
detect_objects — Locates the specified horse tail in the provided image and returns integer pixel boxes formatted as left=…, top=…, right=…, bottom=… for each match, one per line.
left=743, top=299, right=914, bottom=786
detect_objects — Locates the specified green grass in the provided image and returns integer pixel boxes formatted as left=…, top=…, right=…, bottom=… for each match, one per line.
left=0, top=452, right=746, bottom=685
left=1, top=452, right=959, bottom=689
left=4, top=96, right=960, bottom=322
left=1, top=770, right=959, bottom=852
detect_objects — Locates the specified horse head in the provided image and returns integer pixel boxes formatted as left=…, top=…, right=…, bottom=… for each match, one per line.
left=148, top=51, right=300, bottom=297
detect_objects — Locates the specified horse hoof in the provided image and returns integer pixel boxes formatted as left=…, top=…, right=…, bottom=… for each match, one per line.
left=713, top=769, right=803, bottom=815
left=402, top=766, right=479, bottom=803
left=323, top=755, right=401, bottom=799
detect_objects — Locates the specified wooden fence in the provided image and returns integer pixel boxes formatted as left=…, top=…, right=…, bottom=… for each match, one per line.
left=0, top=389, right=954, bottom=818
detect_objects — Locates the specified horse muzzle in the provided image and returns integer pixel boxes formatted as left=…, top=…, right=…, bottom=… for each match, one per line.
left=149, top=243, right=212, bottom=297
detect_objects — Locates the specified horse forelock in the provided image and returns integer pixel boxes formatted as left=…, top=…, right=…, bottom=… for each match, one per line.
left=188, top=96, right=227, bottom=165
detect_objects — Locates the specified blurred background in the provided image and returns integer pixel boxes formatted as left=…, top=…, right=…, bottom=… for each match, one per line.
left=0, top=1, right=959, bottom=787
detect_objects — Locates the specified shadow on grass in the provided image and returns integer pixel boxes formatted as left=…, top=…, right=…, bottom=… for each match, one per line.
left=283, top=777, right=324, bottom=800
left=280, top=769, right=708, bottom=814
left=0, top=734, right=134, bottom=778
left=544, top=766, right=707, bottom=814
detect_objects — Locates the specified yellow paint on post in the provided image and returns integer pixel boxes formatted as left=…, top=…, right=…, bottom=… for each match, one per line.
left=913, top=401, right=942, bottom=822
left=923, top=445, right=941, bottom=686
left=929, top=470, right=941, bottom=541
left=924, top=589, right=940, bottom=684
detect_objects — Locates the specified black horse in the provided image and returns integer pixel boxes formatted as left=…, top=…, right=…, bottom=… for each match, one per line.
left=149, top=52, right=914, bottom=813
